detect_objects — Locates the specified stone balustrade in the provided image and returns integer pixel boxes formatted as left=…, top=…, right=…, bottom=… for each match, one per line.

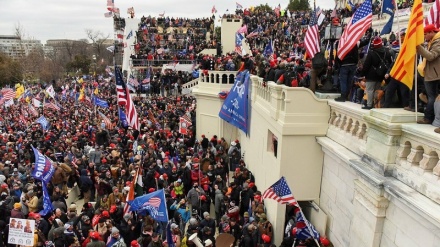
left=393, top=124, right=440, bottom=205
left=327, top=101, right=368, bottom=156
left=198, top=70, right=237, bottom=85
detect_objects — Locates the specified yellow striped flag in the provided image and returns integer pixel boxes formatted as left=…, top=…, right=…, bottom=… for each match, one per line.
left=389, top=0, right=424, bottom=89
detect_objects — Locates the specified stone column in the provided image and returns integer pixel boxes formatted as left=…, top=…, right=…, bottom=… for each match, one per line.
left=349, top=178, right=389, bottom=247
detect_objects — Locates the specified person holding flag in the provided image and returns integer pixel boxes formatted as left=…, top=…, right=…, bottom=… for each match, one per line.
left=416, top=24, right=440, bottom=125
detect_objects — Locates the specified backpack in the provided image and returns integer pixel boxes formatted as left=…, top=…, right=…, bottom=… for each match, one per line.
left=312, top=52, right=327, bottom=69
left=372, top=50, right=391, bottom=78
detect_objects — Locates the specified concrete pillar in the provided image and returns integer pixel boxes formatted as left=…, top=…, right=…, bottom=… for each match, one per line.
left=349, top=179, right=389, bottom=247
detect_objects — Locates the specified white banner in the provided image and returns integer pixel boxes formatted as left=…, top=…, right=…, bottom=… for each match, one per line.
left=8, top=218, right=35, bottom=246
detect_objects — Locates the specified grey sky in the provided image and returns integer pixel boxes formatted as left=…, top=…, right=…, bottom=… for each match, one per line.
left=0, top=0, right=334, bottom=44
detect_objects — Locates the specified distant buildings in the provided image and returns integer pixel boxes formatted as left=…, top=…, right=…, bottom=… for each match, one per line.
left=0, top=35, right=43, bottom=58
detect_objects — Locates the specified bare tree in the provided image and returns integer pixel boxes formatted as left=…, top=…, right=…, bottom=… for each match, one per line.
left=85, top=29, right=111, bottom=58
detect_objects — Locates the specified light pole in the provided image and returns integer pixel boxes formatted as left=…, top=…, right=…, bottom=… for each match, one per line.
left=92, top=54, right=97, bottom=80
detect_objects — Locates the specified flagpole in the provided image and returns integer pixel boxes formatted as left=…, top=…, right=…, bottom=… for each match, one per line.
left=395, top=0, right=402, bottom=46
left=414, top=54, right=418, bottom=121
left=282, top=177, right=320, bottom=247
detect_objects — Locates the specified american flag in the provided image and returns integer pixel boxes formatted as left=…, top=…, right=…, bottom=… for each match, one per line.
left=262, top=177, right=299, bottom=207
left=159, top=11, right=165, bottom=17
left=142, top=67, right=152, bottom=84
left=28, top=104, right=38, bottom=117
left=337, top=0, right=372, bottom=60
left=304, top=8, right=320, bottom=58
left=98, top=110, right=113, bottom=130
left=129, top=75, right=139, bottom=87
left=425, top=0, right=440, bottom=28
left=115, top=67, right=127, bottom=105
left=212, top=5, right=217, bottom=14
left=235, top=32, right=244, bottom=54
left=236, top=2, right=243, bottom=9
left=44, top=102, right=60, bottom=111
left=1, top=88, right=15, bottom=100
left=116, top=67, right=139, bottom=130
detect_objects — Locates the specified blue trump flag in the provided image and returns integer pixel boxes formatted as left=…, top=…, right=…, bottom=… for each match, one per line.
left=218, top=70, right=251, bottom=134
left=118, top=108, right=129, bottom=127
left=295, top=209, right=320, bottom=240
left=128, top=189, right=169, bottom=222
left=380, top=14, right=394, bottom=35
left=31, top=146, right=55, bottom=183
left=382, top=0, right=395, bottom=16
left=40, top=183, right=54, bottom=216
left=264, top=40, right=273, bottom=57
left=92, top=97, right=109, bottom=108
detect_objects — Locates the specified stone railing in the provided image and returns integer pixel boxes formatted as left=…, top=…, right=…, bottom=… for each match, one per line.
left=327, top=101, right=368, bottom=156
left=181, top=78, right=199, bottom=94
left=198, top=70, right=237, bottom=85
left=393, top=124, right=440, bottom=204
left=251, top=75, right=271, bottom=104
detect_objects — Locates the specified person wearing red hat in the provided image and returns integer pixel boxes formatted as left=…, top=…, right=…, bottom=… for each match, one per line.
left=358, top=36, right=393, bottom=109
left=416, top=24, right=440, bottom=127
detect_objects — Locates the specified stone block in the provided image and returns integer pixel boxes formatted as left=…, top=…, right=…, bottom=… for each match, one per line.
left=321, top=177, right=337, bottom=202
left=335, top=191, right=354, bottom=219
left=382, top=219, right=397, bottom=242
left=394, top=228, right=418, bottom=247
left=380, top=234, right=398, bottom=247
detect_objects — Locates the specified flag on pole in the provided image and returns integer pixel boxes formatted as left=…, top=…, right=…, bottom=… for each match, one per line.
left=390, top=0, right=424, bottom=89
left=382, top=0, right=396, bottom=16
left=15, top=84, right=25, bottom=99
left=304, top=8, right=320, bottom=58
left=44, top=102, right=61, bottom=111
left=179, top=117, right=191, bottom=135
left=36, top=116, right=49, bottom=130
left=262, top=176, right=299, bottom=207
left=93, top=97, right=109, bottom=108
left=128, top=189, right=169, bottom=222
left=135, top=167, right=143, bottom=196
left=263, top=40, right=274, bottom=58
left=98, top=111, right=113, bottom=130
left=236, top=2, right=243, bottom=9
left=118, top=108, right=129, bottom=127
left=425, top=0, right=440, bottom=28
left=4, top=99, right=14, bottom=108
left=116, top=68, right=127, bottom=105
left=28, top=104, right=38, bottom=116
left=380, top=14, right=395, bottom=35
left=295, top=208, right=320, bottom=240
left=45, top=85, right=55, bottom=99
left=126, top=30, right=133, bottom=40
left=337, top=0, right=373, bottom=60
left=1, top=88, right=15, bottom=100
left=31, top=146, right=55, bottom=183
left=235, top=32, right=244, bottom=54
left=212, top=5, right=217, bottom=14
left=32, top=98, right=42, bottom=107
left=116, top=67, right=139, bottom=130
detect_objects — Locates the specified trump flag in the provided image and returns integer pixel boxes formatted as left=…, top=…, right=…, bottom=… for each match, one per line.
left=219, top=70, right=251, bottom=134
left=128, top=189, right=168, bottom=222
left=31, top=147, right=55, bottom=183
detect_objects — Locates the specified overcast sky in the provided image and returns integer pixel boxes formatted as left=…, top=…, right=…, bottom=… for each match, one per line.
left=0, top=0, right=334, bottom=44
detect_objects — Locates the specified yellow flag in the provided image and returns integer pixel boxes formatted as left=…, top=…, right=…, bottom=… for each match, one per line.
left=94, top=87, right=99, bottom=95
left=78, top=78, right=84, bottom=84
left=15, top=84, right=25, bottom=99
left=389, top=0, right=424, bottom=89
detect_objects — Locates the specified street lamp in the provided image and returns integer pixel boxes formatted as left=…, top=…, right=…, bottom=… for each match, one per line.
left=92, top=55, right=97, bottom=79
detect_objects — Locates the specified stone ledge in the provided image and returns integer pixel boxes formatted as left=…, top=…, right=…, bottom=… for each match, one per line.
left=384, top=179, right=440, bottom=231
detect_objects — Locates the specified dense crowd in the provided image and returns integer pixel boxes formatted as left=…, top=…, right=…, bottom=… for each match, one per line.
left=0, top=71, right=333, bottom=247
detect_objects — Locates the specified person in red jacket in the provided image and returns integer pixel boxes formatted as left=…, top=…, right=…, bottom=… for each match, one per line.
left=190, top=160, right=203, bottom=185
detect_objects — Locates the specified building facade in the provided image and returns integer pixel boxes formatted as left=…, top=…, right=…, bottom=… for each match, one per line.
left=0, top=35, right=42, bottom=58
left=192, top=71, right=440, bottom=247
